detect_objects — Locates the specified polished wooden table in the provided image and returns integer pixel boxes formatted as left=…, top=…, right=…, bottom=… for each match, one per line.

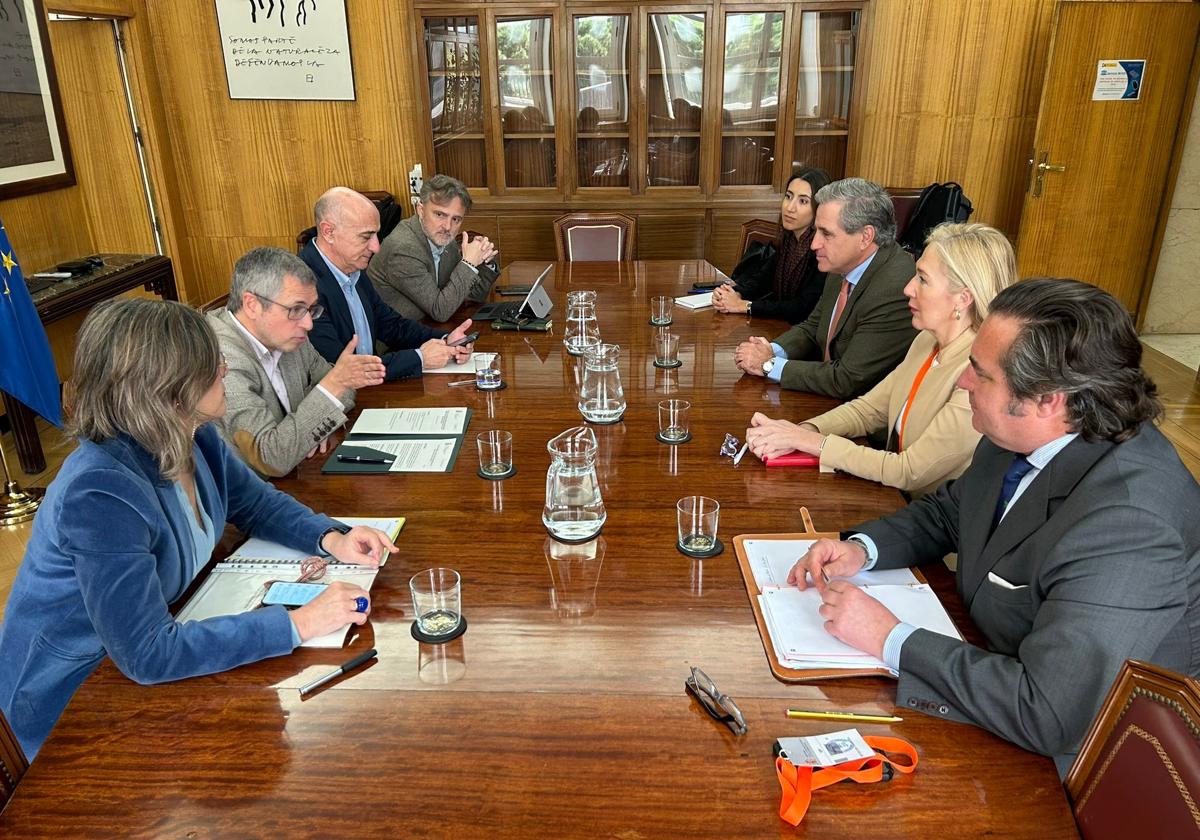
left=0, top=261, right=1076, bottom=837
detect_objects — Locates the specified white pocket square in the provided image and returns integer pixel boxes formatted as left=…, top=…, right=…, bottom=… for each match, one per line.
left=987, top=571, right=1028, bottom=590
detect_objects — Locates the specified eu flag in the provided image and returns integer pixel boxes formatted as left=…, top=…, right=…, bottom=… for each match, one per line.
left=0, top=221, right=62, bottom=427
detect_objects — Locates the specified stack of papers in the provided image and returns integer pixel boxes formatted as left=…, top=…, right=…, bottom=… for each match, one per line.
left=675, top=291, right=713, bottom=310
left=325, top=408, right=471, bottom=474
left=743, top=538, right=962, bottom=674
left=423, top=353, right=494, bottom=375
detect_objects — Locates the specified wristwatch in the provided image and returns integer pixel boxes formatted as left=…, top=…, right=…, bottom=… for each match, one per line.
left=746, top=301, right=753, bottom=316
left=762, top=357, right=775, bottom=375
left=317, top=524, right=351, bottom=556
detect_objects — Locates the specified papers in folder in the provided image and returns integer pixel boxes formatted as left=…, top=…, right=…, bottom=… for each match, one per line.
left=743, top=538, right=962, bottom=675
left=349, top=407, right=469, bottom=437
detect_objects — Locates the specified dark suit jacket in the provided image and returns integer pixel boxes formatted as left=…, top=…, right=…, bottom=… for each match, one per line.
left=856, top=425, right=1200, bottom=776
left=773, top=241, right=916, bottom=398
left=367, top=214, right=499, bottom=322
left=300, top=240, right=443, bottom=381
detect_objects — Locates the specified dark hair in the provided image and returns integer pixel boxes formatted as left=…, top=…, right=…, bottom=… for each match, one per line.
left=786, top=166, right=832, bottom=209
left=420, top=174, right=472, bottom=212
left=989, top=278, right=1161, bottom=442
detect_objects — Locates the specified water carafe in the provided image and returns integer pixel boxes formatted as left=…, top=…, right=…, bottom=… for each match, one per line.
left=543, top=426, right=606, bottom=542
left=563, top=290, right=600, bottom=355
left=578, top=343, right=626, bottom=423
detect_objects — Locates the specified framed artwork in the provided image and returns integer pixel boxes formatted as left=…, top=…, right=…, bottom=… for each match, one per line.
left=0, top=0, right=74, bottom=199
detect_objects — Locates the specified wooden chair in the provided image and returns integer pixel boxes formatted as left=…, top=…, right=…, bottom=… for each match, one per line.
left=199, top=293, right=229, bottom=314
left=553, top=212, right=637, bottom=262
left=295, top=190, right=398, bottom=254
left=737, top=219, right=782, bottom=258
left=0, top=707, right=29, bottom=809
left=1065, top=660, right=1200, bottom=838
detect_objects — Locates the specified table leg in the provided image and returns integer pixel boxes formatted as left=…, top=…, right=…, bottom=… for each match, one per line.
left=1, top=391, right=47, bottom=475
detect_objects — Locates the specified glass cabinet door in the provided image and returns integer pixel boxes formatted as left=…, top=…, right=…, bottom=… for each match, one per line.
left=720, top=11, right=783, bottom=186
left=792, top=10, right=860, bottom=178
left=646, top=12, right=705, bottom=188
left=496, top=16, right=557, bottom=188
left=574, top=15, right=630, bottom=188
left=424, top=17, right=486, bottom=187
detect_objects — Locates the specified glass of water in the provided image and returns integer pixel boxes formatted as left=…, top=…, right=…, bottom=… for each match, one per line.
left=677, top=496, right=720, bottom=554
left=657, top=399, right=690, bottom=443
left=475, top=352, right=502, bottom=390
left=477, top=430, right=514, bottom=478
left=409, top=568, right=461, bottom=637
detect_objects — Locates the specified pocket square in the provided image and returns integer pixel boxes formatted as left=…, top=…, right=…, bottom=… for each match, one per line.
left=987, top=571, right=1027, bottom=590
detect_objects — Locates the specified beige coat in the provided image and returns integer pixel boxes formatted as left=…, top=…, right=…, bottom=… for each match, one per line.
left=806, top=329, right=978, bottom=497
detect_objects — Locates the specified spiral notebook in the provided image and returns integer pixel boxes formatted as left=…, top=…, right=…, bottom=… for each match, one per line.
left=176, top=517, right=404, bottom=648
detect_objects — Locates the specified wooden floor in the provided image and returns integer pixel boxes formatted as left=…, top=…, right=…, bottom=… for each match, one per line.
left=2, top=345, right=1198, bottom=625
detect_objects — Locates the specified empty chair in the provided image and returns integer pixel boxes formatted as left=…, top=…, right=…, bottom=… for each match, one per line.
left=553, top=212, right=637, bottom=262
left=1065, top=659, right=1200, bottom=839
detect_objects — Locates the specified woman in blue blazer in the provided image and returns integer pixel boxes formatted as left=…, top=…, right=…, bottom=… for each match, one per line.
left=0, top=299, right=397, bottom=760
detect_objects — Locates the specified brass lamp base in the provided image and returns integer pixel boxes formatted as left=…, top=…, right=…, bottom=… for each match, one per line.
left=0, top=480, right=43, bottom=526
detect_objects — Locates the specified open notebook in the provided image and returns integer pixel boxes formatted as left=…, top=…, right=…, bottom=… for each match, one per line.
left=176, top=516, right=404, bottom=648
left=735, top=528, right=962, bottom=681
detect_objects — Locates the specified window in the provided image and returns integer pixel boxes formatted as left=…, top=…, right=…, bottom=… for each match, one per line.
left=424, top=17, right=485, bottom=187
left=497, top=17, right=557, bottom=188
left=720, top=12, right=784, bottom=186
left=575, top=15, right=630, bottom=188
left=647, top=13, right=705, bottom=187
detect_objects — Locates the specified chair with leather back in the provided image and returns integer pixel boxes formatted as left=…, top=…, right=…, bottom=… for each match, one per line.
left=553, top=212, right=637, bottom=262
left=0, top=707, right=29, bottom=809
left=737, top=218, right=782, bottom=257
left=1065, top=659, right=1200, bottom=838
left=295, top=190, right=400, bottom=255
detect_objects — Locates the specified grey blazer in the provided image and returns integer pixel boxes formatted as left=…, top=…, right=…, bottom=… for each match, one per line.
left=856, top=424, right=1200, bottom=776
left=773, top=241, right=916, bottom=399
left=209, top=310, right=354, bottom=477
left=367, top=214, right=499, bottom=322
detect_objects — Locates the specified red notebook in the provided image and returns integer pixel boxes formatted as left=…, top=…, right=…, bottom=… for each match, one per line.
left=763, top=453, right=820, bottom=468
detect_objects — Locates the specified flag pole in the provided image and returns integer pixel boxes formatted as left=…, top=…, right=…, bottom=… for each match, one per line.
left=0, top=437, right=42, bottom=526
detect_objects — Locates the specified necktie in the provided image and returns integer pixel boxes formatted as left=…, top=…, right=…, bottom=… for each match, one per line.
left=824, top=279, right=851, bottom=362
left=993, top=454, right=1035, bottom=526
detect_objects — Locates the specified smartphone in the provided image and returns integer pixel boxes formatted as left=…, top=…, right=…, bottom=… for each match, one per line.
left=691, top=280, right=725, bottom=291
left=497, top=285, right=533, bottom=296
left=262, top=581, right=328, bottom=608
left=447, top=331, right=480, bottom=347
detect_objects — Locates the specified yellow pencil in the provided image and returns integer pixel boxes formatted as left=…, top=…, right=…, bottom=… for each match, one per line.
left=786, top=709, right=903, bottom=724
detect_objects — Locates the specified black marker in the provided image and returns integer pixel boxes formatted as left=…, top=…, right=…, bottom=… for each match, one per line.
left=299, top=648, right=378, bottom=697
left=337, top=455, right=393, bottom=464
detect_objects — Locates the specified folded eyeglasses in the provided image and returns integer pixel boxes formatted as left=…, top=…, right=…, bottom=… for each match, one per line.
left=685, top=666, right=747, bottom=736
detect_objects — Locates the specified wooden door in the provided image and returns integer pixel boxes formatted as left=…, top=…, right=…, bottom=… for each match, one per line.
left=1015, top=0, right=1200, bottom=313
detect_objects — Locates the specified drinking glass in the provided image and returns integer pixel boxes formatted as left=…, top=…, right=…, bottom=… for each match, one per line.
left=677, top=496, right=720, bottom=553
left=475, top=352, right=502, bottom=390
left=409, top=568, right=462, bottom=637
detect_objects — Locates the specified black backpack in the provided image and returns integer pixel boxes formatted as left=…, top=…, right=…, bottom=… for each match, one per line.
left=898, top=182, right=973, bottom=257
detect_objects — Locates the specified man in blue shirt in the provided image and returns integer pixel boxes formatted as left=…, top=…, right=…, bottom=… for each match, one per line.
left=300, top=187, right=475, bottom=381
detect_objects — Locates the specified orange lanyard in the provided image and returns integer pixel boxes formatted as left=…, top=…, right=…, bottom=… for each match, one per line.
left=775, top=736, right=919, bottom=826
left=896, top=347, right=939, bottom=451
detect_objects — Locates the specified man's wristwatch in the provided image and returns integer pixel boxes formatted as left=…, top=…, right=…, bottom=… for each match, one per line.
left=762, top=357, right=775, bottom=375
left=318, top=524, right=351, bottom=556
left=746, top=301, right=752, bottom=316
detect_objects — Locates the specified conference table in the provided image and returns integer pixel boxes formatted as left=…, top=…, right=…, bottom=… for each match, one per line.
left=0, top=261, right=1077, bottom=837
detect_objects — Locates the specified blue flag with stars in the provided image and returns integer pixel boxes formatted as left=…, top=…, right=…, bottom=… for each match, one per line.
left=0, top=221, right=62, bottom=426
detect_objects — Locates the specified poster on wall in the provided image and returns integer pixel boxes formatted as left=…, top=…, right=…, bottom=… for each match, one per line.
left=0, top=0, right=75, bottom=199
left=1092, top=60, right=1145, bottom=101
left=214, top=0, right=355, bottom=101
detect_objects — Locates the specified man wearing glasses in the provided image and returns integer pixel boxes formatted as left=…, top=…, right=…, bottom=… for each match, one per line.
left=210, top=247, right=387, bottom=476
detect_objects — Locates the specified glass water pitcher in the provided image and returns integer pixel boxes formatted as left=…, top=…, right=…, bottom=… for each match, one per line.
left=563, top=290, right=600, bottom=355
left=577, top=343, right=626, bottom=423
left=543, top=426, right=606, bottom=542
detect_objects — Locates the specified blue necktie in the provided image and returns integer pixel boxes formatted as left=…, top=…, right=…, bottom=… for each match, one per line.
left=994, top=454, right=1035, bottom=526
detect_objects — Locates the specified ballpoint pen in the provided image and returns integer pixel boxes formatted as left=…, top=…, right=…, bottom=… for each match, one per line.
left=447, top=379, right=477, bottom=387
left=300, top=648, right=378, bottom=697
left=786, top=710, right=903, bottom=724
left=337, top=455, right=393, bottom=464
left=733, top=441, right=749, bottom=466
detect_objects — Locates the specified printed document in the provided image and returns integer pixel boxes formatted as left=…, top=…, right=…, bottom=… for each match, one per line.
left=350, top=407, right=469, bottom=437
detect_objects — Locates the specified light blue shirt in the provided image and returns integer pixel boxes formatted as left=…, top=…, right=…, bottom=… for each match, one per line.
left=861, top=432, right=1081, bottom=669
left=428, top=240, right=446, bottom=281
left=766, top=250, right=878, bottom=382
left=315, top=245, right=373, bottom=356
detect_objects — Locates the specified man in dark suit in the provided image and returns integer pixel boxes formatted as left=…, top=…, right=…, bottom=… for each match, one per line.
left=367, top=174, right=500, bottom=322
left=734, top=178, right=916, bottom=399
left=789, top=278, right=1200, bottom=776
left=300, top=187, right=475, bottom=381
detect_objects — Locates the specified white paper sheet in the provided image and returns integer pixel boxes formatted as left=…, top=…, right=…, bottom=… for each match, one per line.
left=343, top=438, right=457, bottom=472
left=423, top=352, right=495, bottom=375
left=350, top=407, right=469, bottom=436
left=743, top=538, right=918, bottom=591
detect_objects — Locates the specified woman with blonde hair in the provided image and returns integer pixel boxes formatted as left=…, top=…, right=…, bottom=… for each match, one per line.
left=746, top=222, right=1016, bottom=497
left=0, top=299, right=398, bottom=760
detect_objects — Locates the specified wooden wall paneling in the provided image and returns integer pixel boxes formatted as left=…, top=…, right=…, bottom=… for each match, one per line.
left=45, top=0, right=136, bottom=15
left=707, top=206, right=778, bottom=271
left=50, top=19, right=155, bottom=254
left=635, top=210, right=705, bottom=258
left=495, top=212, right=562, bottom=261
left=0, top=190, right=91, bottom=275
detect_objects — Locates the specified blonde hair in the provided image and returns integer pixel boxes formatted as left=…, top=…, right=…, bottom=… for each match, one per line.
left=923, top=222, right=1016, bottom=330
left=68, top=299, right=221, bottom=479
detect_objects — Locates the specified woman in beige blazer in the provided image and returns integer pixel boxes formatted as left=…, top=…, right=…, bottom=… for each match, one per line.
left=745, top=223, right=1016, bottom=497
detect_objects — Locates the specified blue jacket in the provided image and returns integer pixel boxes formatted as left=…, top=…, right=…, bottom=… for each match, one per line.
left=300, top=240, right=443, bottom=381
left=0, top=424, right=339, bottom=759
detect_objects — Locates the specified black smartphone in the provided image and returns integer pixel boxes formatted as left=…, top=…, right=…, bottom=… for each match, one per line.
left=691, top=280, right=724, bottom=291
left=497, top=286, right=533, bottom=296
left=447, top=331, right=480, bottom=347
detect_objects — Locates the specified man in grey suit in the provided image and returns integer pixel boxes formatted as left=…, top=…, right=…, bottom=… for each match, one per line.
left=367, top=174, right=500, bottom=322
left=211, top=247, right=386, bottom=476
left=790, top=278, right=1200, bottom=776
left=734, top=178, right=916, bottom=399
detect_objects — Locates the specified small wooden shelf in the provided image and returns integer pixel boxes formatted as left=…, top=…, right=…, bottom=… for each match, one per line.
left=433, top=132, right=486, bottom=140
left=428, top=70, right=482, bottom=78
left=797, top=65, right=854, bottom=72
left=793, top=129, right=848, bottom=137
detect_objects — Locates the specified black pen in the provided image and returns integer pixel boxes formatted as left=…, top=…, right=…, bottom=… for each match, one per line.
left=299, top=648, right=378, bottom=696
left=337, top=455, right=393, bottom=464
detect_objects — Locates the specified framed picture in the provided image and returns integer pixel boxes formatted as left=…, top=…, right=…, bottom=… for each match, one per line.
left=0, top=0, right=75, bottom=199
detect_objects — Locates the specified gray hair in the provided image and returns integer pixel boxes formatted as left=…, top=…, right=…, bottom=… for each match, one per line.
left=814, top=178, right=897, bottom=247
left=228, top=247, right=317, bottom=313
left=989, top=278, right=1161, bottom=442
left=67, top=299, right=222, bottom=480
left=420, top=174, right=472, bottom=211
